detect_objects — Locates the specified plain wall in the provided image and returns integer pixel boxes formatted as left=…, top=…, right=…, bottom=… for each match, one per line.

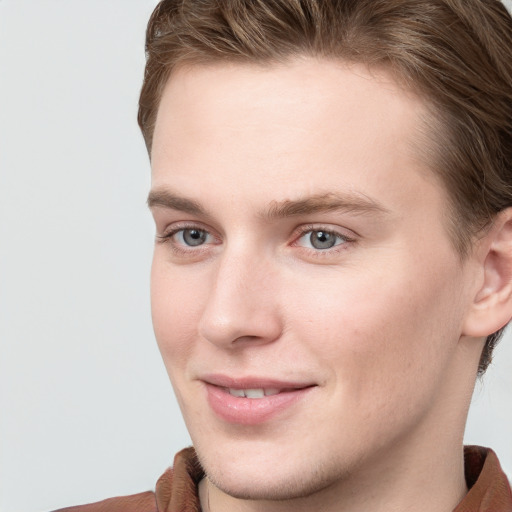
left=1, top=2, right=511, bottom=511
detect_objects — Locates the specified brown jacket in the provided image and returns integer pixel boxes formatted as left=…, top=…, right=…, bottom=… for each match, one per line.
left=53, top=446, right=512, bottom=512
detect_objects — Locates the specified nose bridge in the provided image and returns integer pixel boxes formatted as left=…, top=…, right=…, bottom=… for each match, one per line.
left=198, top=243, right=281, bottom=347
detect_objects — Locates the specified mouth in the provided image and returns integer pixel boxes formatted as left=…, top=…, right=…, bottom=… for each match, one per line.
left=225, top=387, right=286, bottom=398
left=201, top=375, right=316, bottom=425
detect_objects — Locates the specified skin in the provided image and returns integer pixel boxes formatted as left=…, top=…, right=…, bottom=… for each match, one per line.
left=148, top=58, right=505, bottom=512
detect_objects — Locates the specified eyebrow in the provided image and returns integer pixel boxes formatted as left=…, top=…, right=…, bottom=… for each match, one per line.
left=147, top=188, right=390, bottom=219
left=264, top=192, right=390, bottom=220
left=147, top=189, right=208, bottom=216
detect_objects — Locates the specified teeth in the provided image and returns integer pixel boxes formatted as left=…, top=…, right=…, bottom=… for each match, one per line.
left=228, top=388, right=245, bottom=397
left=227, top=388, right=282, bottom=398
left=245, top=388, right=265, bottom=399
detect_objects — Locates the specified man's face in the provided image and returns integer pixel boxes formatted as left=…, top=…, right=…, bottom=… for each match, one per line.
left=149, top=59, right=478, bottom=500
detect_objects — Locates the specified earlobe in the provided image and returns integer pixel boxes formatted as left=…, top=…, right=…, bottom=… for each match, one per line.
left=462, top=208, right=512, bottom=338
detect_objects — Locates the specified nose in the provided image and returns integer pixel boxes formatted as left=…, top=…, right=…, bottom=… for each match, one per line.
left=198, top=249, right=283, bottom=349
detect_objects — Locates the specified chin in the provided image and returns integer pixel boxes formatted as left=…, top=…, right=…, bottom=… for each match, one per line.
left=194, top=439, right=346, bottom=502
left=205, top=464, right=336, bottom=502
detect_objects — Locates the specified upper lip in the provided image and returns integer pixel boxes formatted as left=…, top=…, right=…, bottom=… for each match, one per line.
left=201, top=374, right=316, bottom=390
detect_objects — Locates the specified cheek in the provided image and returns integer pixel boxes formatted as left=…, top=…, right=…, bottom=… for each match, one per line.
left=291, top=257, right=465, bottom=394
left=150, top=256, right=205, bottom=374
left=284, top=261, right=467, bottom=453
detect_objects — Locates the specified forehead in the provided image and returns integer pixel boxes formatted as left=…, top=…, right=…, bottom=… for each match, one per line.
left=150, top=58, right=442, bottom=219
left=152, top=58, right=424, bottom=154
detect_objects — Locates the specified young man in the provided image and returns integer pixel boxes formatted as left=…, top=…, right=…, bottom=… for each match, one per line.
left=56, top=0, right=512, bottom=511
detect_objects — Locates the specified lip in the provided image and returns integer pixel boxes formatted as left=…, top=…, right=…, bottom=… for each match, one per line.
left=202, top=374, right=316, bottom=425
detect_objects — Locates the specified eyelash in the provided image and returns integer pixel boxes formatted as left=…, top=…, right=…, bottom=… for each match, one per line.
left=292, top=224, right=354, bottom=256
left=156, top=223, right=355, bottom=258
left=156, top=223, right=217, bottom=257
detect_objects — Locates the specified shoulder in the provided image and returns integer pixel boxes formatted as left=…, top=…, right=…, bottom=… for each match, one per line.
left=49, top=448, right=201, bottom=512
left=51, top=490, right=157, bottom=512
left=455, top=445, right=512, bottom=511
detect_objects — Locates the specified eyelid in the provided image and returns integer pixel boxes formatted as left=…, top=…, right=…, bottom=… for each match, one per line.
left=290, top=224, right=357, bottom=257
left=292, top=224, right=356, bottom=243
left=155, top=221, right=356, bottom=261
left=156, top=222, right=219, bottom=246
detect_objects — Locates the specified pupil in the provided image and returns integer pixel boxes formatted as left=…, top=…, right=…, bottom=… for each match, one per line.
left=184, top=229, right=206, bottom=246
left=311, top=231, right=336, bottom=249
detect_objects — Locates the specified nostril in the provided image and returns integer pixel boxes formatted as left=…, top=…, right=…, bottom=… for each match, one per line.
left=232, top=335, right=266, bottom=344
left=198, top=312, right=282, bottom=348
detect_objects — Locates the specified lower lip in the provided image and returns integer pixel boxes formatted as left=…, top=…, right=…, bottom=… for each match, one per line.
left=205, top=384, right=313, bottom=425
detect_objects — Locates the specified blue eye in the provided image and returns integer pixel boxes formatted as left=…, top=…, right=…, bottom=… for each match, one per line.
left=297, top=230, right=346, bottom=250
left=177, top=228, right=209, bottom=246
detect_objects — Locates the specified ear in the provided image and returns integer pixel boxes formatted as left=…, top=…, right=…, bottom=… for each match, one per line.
left=462, top=208, right=512, bottom=337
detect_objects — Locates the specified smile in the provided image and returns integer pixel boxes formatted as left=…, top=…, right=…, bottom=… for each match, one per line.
left=202, top=376, right=316, bottom=425
left=226, top=388, right=281, bottom=398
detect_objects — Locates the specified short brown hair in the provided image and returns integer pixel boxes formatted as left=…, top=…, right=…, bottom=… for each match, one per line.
left=138, top=0, right=512, bottom=374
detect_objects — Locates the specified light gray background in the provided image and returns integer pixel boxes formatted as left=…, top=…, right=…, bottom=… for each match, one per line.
left=1, top=2, right=511, bottom=511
